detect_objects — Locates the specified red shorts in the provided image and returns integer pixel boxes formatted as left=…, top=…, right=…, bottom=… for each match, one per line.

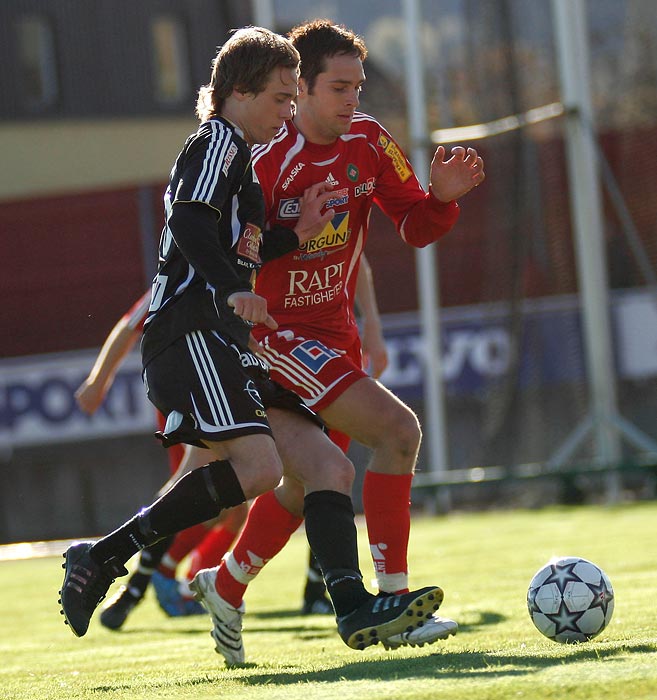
left=260, top=330, right=367, bottom=415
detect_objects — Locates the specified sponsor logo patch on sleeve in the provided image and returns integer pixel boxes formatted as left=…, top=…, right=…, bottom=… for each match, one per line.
left=222, top=143, right=239, bottom=176
left=378, top=132, right=412, bottom=183
left=237, top=223, right=262, bottom=264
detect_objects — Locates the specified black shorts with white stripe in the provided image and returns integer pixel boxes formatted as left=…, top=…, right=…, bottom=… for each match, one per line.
left=143, top=329, right=321, bottom=447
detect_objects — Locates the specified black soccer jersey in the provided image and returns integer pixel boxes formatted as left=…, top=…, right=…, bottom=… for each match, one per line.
left=142, top=118, right=265, bottom=365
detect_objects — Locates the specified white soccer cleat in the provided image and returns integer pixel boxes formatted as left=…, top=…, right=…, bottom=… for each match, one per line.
left=382, top=614, right=458, bottom=650
left=189, top=567, right=245, bottom=666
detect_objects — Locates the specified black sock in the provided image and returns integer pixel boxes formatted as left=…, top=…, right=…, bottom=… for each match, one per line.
left=303, top=490, right=370, bottom=617
left=90, top=460, right=245, bottom=566
left=124, top=536, right=174, bottom=598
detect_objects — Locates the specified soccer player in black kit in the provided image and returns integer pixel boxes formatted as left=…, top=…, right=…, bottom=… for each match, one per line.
left=58, top=26, right=442, bottom=663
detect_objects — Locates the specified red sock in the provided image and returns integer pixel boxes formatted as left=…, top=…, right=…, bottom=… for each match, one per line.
left=214, top=491, right=303, bottom=607
left=186, top=525, right=239, bottom=580
left=362, top=471, right=413, bottom=594
left=158, top=523, right=208, bottom=577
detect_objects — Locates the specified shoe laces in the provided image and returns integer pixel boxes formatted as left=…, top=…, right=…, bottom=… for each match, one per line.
left=72, top=566, right=112, bottom=608
left=77, top=559, right=126, bottom=609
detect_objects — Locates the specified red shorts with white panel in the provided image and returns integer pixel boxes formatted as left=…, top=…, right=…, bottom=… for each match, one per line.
left=259, top=330, right=367, bottom=415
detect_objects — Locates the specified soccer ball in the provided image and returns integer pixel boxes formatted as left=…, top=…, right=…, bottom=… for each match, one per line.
left=527, top=556, right=614, bottom=643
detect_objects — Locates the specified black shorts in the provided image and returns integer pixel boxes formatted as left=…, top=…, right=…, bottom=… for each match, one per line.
left=143, top=329, right=320, bottom=448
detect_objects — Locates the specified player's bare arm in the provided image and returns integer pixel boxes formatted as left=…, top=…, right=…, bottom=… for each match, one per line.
left=293, top=181, right=336, bottom=244
left=429, top=145, right=486, bottom=203
left=75, top=312, right=143, bottom=414
left=355, top=256, right=389, bottom=379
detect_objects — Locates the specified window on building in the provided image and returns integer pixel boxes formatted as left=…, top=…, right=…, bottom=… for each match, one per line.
left=151, top=16, right=190, bottom=104
left=17, top=15, right=58, bottom=109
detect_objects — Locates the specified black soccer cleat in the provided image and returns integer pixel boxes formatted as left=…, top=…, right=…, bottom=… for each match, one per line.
left=337, top=585, right=444, bottom=651
left=99, top=585, right=142, bottom=631
left=58, top=542, right=128, bottom=637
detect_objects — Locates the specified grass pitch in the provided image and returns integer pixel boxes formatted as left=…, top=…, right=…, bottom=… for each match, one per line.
left=2, top=502, right=657, bottom=700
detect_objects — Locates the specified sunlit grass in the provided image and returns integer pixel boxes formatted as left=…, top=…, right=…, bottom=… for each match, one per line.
left=3, top=502, right=657, bottom=699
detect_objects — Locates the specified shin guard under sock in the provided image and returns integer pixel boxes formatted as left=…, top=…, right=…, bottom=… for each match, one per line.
left=90, top=460, right=245, bottom=566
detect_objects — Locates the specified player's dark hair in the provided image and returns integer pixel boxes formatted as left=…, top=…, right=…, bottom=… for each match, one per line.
left=196, top=26, right=299, bottom=122
left=287, top=19, right=367, bottom=94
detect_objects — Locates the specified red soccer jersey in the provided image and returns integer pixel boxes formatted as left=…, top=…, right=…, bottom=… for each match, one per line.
left=252, top=112, right=459, bottom=349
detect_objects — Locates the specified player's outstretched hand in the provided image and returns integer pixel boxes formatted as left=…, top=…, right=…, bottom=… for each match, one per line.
left=227, top=291, right=278, bottom=331
left=75, top=380, right=105, bottom=415
left=429, top=145, right=485, bottom=203
left=294, top=181, right=336, bottom=244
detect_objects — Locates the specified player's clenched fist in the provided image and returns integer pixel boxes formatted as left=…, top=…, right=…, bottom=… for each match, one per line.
left=227, top=291, right=278, bottom=330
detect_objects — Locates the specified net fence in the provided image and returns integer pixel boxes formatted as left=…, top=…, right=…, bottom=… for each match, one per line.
left=361, top=0, right=657, bottom=504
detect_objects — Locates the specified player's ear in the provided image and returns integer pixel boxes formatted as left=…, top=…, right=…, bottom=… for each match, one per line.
left=233, top=88, right=251, bottom=102
left=298, top=78, right=309, bottom=97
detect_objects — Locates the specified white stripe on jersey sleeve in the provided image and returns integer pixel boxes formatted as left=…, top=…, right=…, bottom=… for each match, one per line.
left=230, top=192, right=241, bottom=247
left=192, top=121, right=233, bottom=203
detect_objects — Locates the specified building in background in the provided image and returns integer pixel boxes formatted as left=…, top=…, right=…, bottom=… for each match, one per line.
left=0, top=1, right=254, bottom=542
left=1, top=1, right=657, bottom=542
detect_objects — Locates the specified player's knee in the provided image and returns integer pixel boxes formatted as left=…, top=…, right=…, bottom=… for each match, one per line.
left=247, top=457, right=283, bottom=496
left=378, top=403, right=422, bottom=458
left=303, top=451, right=355, bottom=494
left=331, top=452, right=356, bottom=493
left=398, top=407, right=422, bottom=454
left=263, top=459, right=285, bottom=492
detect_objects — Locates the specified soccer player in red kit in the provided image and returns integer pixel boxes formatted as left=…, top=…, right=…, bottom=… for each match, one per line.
left=194, top=19, right=484, bottom=661
left=83, top=254, right=390, bottom=627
